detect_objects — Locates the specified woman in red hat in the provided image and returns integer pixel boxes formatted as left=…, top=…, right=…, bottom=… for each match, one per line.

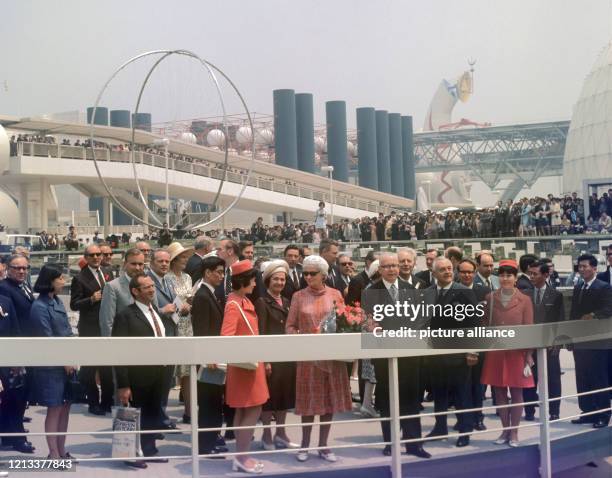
left=221, top=260, right=269, bottom=474
left=481, top=259, right=535, bottom=447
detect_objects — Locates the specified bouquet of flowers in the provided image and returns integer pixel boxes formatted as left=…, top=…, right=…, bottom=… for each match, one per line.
left=319, top=301, right=366, bottom=334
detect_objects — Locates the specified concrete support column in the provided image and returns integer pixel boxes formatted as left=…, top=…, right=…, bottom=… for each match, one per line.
left=295, top=93, right=316, bottom=174
left=19, top=184, right=29, bottom=233
left=375, top=110, right=392, bottom=193
left=40, top=178, right=48, bottom=231
left=273, top=89, right=298, bottom=169
left=103, top=197, right=111, bottom=237
left=401, top=116, right=416, bottom=200
left=356, top=107, right=378, bottom=190
left=388, top=113, right=404, bottom=197
left=325, top=101, right=349, bottom=182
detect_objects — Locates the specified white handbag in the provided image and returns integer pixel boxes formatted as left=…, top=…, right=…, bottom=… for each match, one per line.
left=227, top=300, right=259, bottom=371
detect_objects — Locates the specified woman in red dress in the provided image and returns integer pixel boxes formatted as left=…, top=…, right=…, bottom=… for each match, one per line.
left=481, top=259, right=535, bottom=447
left=221, top=260, right=269, bottom=474
left=286, top=255, right=352, bottom=463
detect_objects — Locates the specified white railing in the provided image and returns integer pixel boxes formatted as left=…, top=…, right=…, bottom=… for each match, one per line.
left=1, top=321, right=611, bottom=478
left=16, top=142, right=392, bottom=215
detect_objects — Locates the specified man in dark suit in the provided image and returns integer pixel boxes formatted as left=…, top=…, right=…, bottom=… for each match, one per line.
left=0, top=254, right=35, bottom=454
left=455, top=258, right=490, bottom=430
left=191, top=256, right=227, bottom=458
left=319, top=239, right=345, bottom=293
left=112, top=274, right=176, bottom=469
left=366, top=252, right=430, bottom=459
left=215, top=238, right=239, bottom=306
left=425, top=257, right=480, bottom=447
left=597, top=244, right=612, bottom=286
left=185, top=235, right=214, bottom=283
left=415, top=248, right=438, bottom=288
left=570, top=254, right=612, bottom=429
left=398, top=248, right=426, bottom=289
left=70, top=245, right=113, bottom=416
left=517, top=254, right=537, bottom=291
left=523, top=261, right=565, bottom=421
left=281, top=245, right=303, bottom=301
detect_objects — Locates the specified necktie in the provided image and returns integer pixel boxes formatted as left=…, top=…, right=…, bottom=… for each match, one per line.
left=21, top=283, right=33, bottom=300
left=162, top=278, right=170, bottom=296
left=536, top=288, right=543, bottom=305
left=292, top=269, right=299, bottom=288
left=486, top=278, right=491, bottom=289
left=95, top=269, right=105, bottom=289
left=437, top=288, right=446, bottom=302
left=225, top=268, right=232, bottom=298
left=578, top=283, right=587, bottom=304
left=389, top=283, right=398, bottom=302
left=148, top=305, right=163, bottom=337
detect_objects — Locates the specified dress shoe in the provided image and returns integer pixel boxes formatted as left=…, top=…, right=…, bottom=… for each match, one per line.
left=456, top=436, right=470, bottom=447
left=508, top=440, right=520, bottom=448
left=474, top=420, right=487, bottom=431
left=161, top=421, right=177, bottom=430
left=571, top=416, right=593, bottom=425
left=124, top=460, right=148, bottom=469
left=216, top=434, right=227, bottom=447
left=182, top=414, right=191, bottom=425
left=592, top=419, right=609, bottom=429
left=199, top=448, right=226, bottom=459
left=382, top=445, right=392, bottom=456
left=425, top=430, right=447, bottom=441
left=360, top=404, right=380, bottom=418
left=453, top=423, right=460, bottom=431
left=232, top=458, right=264, bottom=473
left=549, top=414, right=559, bottom=421
left=22, top=416, right=32, bottom=423
left=13, top=442, right=35, bottom=454
left=274, top=436, right=300, bottom=449
left=524, top=412, right=535, bottom=421
left=424, top=392, right=434, bottom=402
left=405, top=445, right=431, bottom=459
left=318, top=450, right=337, bottom=462
left=144, top=457, right=169, bottom=463
left=152, top=433, right=165, bottom=440
left=88, top=405, right=106, bottom=416
left=224, top=430, right=235, bottom=441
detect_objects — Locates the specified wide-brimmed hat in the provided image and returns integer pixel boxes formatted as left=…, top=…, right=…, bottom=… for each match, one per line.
left=262, top=259, right=289, bottom=283
left=167, top=242, right=194, bottom=263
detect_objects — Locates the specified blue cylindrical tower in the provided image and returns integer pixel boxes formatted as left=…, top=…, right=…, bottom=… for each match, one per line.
left=401, top=115, right=416, bottom=200
left=388, top=113, right=404, bottom=197
left=87, top=107, right=109, bottom=126
left=375, top=110, right=392, bottom=193
left=273, top=89, right=298, bottom=169
left=132, top=113, right=152, bottom=132
left=110, top=110, right=131, bottom=128
left=295, top=93, right=315, bottom=174
left=325, top=101, right=349, bottom=182
left=356, top=107, right=378, bottom=190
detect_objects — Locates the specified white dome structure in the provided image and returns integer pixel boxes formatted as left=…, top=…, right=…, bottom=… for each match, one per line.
left=346, top=141, right=356, bottom=157
left=206, top=129, right=226, bottom=148
left=564, top=43, right=612, bottom=193
left=314, top=136, right=326, bottom=154
left=255, top=128, right=274, bottom=146
left=235, top=126, right=253, bottom=145
left=179, top=132, right=197, bottom=144
left=0, top=124, right=10, bottom=172
left=0, top=190, right=19, bottom=228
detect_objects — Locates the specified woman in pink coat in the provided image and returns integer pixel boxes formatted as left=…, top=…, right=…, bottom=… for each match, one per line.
left=481, top=259, right=535, bottom=447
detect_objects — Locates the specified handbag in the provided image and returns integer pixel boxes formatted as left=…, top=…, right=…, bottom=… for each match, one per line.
left=227, top=300, right=259, bottom=371
left=111, top=406, right=142, bottom=459
left=198, top=364, right=227, bottom=385
left=64, top=370, right=87, bottom=403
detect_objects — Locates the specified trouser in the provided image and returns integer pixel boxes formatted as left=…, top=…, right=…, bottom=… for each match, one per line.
left=523, top=349, right=562, bottom=417
left=373, top=357, right=422, bottom=444
left=430, top=356, right=474, bottom=433
left=197, top=381, right=224, bottom=452
left=0, top=385, right=27, bottom=446
left=573, top=347, right=611, bottom=422
left=130, top=375, right=165, bottom=456
left=469, top=358, right=485, bottom=423
left=345, top=360, right=365, bottom=401
left=160, top=366, right=174, bottom=422
left=83, top=366, right=114, bottom=409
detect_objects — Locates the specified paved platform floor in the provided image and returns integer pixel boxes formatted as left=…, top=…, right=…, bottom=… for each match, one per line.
left=0, top=350, right=609, bottom=477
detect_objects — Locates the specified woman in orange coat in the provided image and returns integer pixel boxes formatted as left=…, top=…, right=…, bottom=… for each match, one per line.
left=481, top=259, right=535, bottom=447
left=221, top=260, right=269, bottom=474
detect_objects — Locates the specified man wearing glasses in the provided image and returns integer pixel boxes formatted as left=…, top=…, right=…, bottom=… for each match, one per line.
left=99, top=242, right=116, bottom=280
left=336, top=253, right=354, bottom=298
left=0, top=254, right=35, bottom=454
left=70, top=245, right=113, bottom=416
left=136, top=241, right=153, bottom=273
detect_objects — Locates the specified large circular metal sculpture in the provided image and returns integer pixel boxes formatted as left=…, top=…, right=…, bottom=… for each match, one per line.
left=89, top=49, right=255, bottom=231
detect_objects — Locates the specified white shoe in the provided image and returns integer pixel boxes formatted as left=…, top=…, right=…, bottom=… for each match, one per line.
left=494, top=437, right=509, bottom=445
left=274, top=436, right=300, bottom=449
left=360, top=404, right=380, bottom=418
left=296, top=451, right=309, bottom=462
left=232, top=458, right=263, bottom=474
left=261, top=440, right=275, bottom=451
left=318, top=450, right=337, bottom=462
left=508, top=440, right=520, bottom=448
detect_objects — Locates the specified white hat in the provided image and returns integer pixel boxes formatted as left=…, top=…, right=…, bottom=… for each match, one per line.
left=262, top=259, right=289, bottom=283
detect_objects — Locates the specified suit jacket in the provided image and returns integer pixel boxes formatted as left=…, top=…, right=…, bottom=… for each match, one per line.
left=70, top=267, right=107, bottom=337
left=0, top=295, right=18, bottom=380
left=597, top=266, right=612, bottom=285
left=0, top=278, right=34, bottom=336
left=185, top=253, right=205, bottom=283
left=99, top=274, right=133, bottom=337
left=346, top=270, right=370, bottom=306
left=523, top=285, right=564, bottom=324
left=147, top=271, right=176, bottom=310
left=465, top=283, right=490, bottom=303
left=425, top=282, right=480, bottom=331
left=570, top=278, right=612, bottom=320
left=101, top=265, right=116, bottom=281
left=399, top=274, right=426, bottom=290
left=415, top=269, right=434, bottom=288
left=281, top=264, right=303, bottom=301
left=366, top=279, right=424, bottom=332
left=255, top=292, right=290, bottom=336
left=516, top=273, right=533, bottom=291
left=474, top=273, right=500, bottom=290
left=29, top=295, right=73, bottom=339
left=191, top=283, right=224, bottom=337
left=112, top=303, right=176, bottom=390
left=325, top=265, right=346, bottom=294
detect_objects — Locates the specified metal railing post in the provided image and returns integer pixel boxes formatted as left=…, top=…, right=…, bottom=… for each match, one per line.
left=388, top=357, right=401, bottom=478
left=190, top=365, right=199, bottom=478
left=537, top=347, right=551, bottom=478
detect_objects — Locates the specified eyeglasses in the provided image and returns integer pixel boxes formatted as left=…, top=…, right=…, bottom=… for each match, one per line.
left=302, top=271, right=320, bottom=277
left=9, top=266, right=30, bottom=271
left=86, top=253, right=101, bottom=257
left=339, top=262, right=353, bottom=267
left=379, top=264, right=399, bottom=269
left=458, top=270, right=474, bottom=274
left=140, top=249, right=151, bottom=253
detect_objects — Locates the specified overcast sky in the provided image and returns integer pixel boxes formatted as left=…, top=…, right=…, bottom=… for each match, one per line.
left=2, top=0, right=611, bottom=129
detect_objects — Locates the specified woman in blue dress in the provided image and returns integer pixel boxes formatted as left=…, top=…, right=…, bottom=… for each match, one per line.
left=30, top=265, right=75, bottom=460
left=314, top=201, right=328, bottom=239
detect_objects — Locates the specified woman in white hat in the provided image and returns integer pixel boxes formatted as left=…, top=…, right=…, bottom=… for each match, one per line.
left=165, top=242, right=195, bottom=424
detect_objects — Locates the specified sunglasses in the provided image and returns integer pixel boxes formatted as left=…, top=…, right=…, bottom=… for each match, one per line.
left=339, top=262, right=353, bottom=266
left=86, top=253, right=101, bottom=257
left=102, top=253, right=113, bottom=257
left=302, top=271, right=320, bottom=277
left=9, top=265, right=30, bottom=271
